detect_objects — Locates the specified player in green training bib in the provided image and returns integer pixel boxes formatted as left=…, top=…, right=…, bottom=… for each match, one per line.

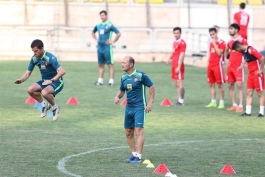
left=14, top=39, right=66, bottom=121
left=114, top=56, right=155, bottom=164
left=92, top=10, right=121, bottom=86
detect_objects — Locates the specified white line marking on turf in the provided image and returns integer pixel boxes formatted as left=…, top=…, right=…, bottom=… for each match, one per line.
left=57, top=138, right=261, bottom=177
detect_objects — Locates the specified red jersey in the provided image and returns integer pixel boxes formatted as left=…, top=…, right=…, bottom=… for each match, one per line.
left=227, top=36, right=248, bottom=68
left=209, top=39, right=226, bottom=67
left=234, top=10, right=250, bottom=35
left=172, top=38, right=186, bottom=66
left=244, top=46, right=263, bottom=73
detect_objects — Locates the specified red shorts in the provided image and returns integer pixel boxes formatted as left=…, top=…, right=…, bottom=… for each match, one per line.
left=172, top=64, right=185, bottom=80
left=247, top=73, right=265, bottom=92
left=226, top=66, right=244, bottom=82
left=207, top=64, right=225, bottom=84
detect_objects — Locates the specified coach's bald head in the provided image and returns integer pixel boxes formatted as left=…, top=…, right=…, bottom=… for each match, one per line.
left=122, top=56, right=135, bottom=73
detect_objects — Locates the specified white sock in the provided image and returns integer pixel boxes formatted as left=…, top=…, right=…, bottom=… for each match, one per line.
left=53, top=104, right=58, bottom=110
left=233, top=103, right=238, bottom=107
left=97, top=78, right=103, bottom=84
left=259, top=106, right=264, bottom=115
left=137, top=153, right=142, bottom=159
left=219, top=100, right=224, bottom=104
left=40, top=101, right=47, bottom=107
left=109, top=79, right=114, bottom=84
left=239, top=104, right=243, bottom=108
left=179, top=99, right=184, bottom=104
left=211, top=99, right=216, bottom=103
left=132, top=152, right=137, bottom=157
left=246, top=105, right=251, bottom=114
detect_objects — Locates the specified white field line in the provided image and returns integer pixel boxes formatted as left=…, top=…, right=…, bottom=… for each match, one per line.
left=57, top=138, right=262, bottom=177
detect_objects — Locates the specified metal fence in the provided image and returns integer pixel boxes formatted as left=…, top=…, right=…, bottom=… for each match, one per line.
left=0, top=26, right=208, bottom=56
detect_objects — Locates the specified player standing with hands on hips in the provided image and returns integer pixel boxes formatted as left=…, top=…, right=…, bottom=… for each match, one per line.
left=232, top=41, right=265, bottom=117
left=92, top=10, right=121, bottom=86
left=205, top=28, right=226, bottom=108
left=14, top=39, right=65, bottom=121
left=114, top=56, right=155, bottom=164
left=166, top=27, right=186, bottom=106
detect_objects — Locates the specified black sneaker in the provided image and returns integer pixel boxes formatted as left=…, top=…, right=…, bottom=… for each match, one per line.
left=175, top=102, right=184, bottom=106
left=41, top=104, right=51, bottom=118
left=52, top=106, right=60, bottom=121
left=257, top=113, right=264, bottom=118
left=240, top=112, right=251, bottom=117
left=108, top=83, right=114, bottom=86
left=94, top=82, right=103, bottom=86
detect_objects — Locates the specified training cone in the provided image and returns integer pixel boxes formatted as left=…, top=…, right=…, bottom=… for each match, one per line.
left=160, top=98, right=173, bottom=106
left=165, top=172, right=172, bottom=177
left=146, top=163, right=155, bottom=168
left=66, top=96, right=79, bottom=105
left=220, top=164, right=236, bottom=174
left=120, top=98, right=127, bottom=106
left=25, top=96, right=37, bottom=104
left=154, top=163, right=170, bottom=174
left=142, top=159, right=151, bottom=165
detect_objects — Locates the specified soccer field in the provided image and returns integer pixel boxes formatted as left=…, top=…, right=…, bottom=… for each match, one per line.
left=0, top=61, right=265, bottom=177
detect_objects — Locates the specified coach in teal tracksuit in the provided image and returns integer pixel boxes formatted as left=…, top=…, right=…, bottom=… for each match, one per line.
left=114, top=56, right=155, bottom=164
left=92, top=10, right=121, bottom=86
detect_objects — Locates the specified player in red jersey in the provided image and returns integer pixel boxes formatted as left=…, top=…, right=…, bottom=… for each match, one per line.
left=224, top=23, right=248, bottom=113
left=233, top=2, right=250, bottom=40
left=166, top=27, right=186, bottom=106
left=205, top=28, right=226, bottom=109
left=232, top=41, right=265, bottom=117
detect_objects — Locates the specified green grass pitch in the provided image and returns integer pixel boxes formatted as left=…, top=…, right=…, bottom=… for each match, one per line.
left=0, top=61, right=265, bottom=177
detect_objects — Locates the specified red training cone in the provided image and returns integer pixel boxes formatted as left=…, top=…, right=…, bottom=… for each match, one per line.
left=154, top=163, right=170, bottom=174
left=66, top=96, right=79, bottom=105
left=160, top=98, right=173, bottom=106
left=25, top=96, right=37, bottom=104
left=120, top=98, right=127, bottom=106
left=220, top=164, right=236, bottom=174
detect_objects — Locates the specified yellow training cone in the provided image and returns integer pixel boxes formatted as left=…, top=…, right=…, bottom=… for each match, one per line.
left=146, top=163, right=155, bottom=168
left=142, top=159, right=151, bottom=164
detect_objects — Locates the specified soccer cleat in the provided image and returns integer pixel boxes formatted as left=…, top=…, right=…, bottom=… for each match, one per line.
left=205, top=102, right=217, bottom=108
left=40, top=104, right=51, bottom=118
left=124, top=155, right=136, bottom=163
left=175, top=102, right=184, bottom=106
left=52, top=106, right=60, bottom=121
left=257, top=113, right=264, bottom=118
left=94, top=82, right=103, bottom=86
left=108, top=83, right=114, bottom=86
left=236, top=107, right=243, bottom=112
left=240, top=112, right=251, bottom=117
left=217, top=103, right=225, bottom=109
left=130, top=157, right=142, bottom=164
left=226, top=105, right=237, bottom=111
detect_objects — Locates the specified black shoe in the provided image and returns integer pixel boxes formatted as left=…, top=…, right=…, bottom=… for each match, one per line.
left=240, top=112, right=251, bottom=117
left=175, top=102, right=184, bottom=106
left=108, top=83, right=114, bottom=86
left=95, top=82, right=103, bottom=86
left=257, top=113, right=264, bottom=118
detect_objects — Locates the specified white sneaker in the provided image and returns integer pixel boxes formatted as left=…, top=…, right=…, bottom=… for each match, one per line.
left=41, top=104, right=51, bottom=118
left=52, top=106, right=60, bottom=121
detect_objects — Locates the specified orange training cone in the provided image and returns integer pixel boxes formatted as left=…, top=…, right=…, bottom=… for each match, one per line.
left=160, top=98, right=173, bottom=106
left=25, top=96, right=37, bottom=104
left=120, top=98, right=127, bottom=106
left=220, top=164, right=236, bottom=174
left=66, top=96, right=79, bottom=105
left=154, top=163, right=170, bottom=174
